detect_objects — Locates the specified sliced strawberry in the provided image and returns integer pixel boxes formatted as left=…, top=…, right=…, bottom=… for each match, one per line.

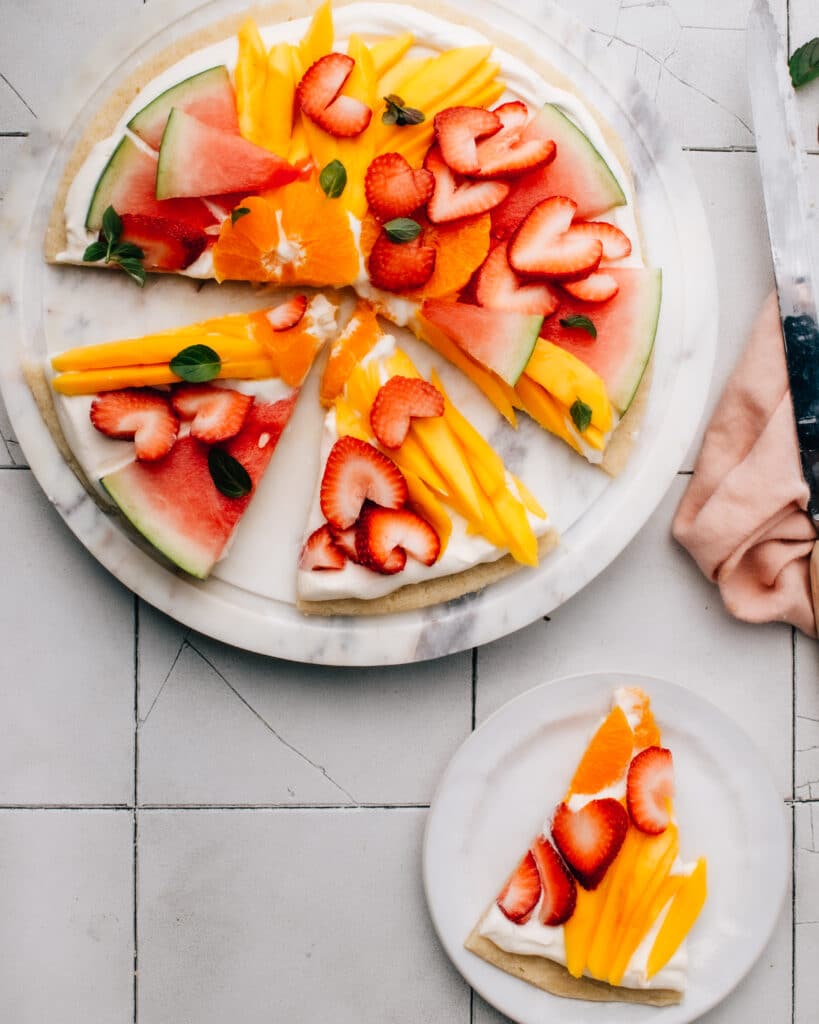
left=568, top=221, right=632, bottom=261
left=267, top=294, right=308, bottom=331
left=90, top=388, right=178, bottom=461
left=496, top=849, right=541, bottom=924
left=508, top=197, right=602, bottom=281
left=434, top=106, right=501, bottom=175
left=120, top=213, right=208, bottom=271
left=551, top=798, right=629, bottom=891
left=355, top=504, right=440, bottom=573
left=320, top=435, right=408, bottom=530
left=364, top=153, right=435, bottom=221
left=328, top=524, right=360, bottom=563
left=425, top=146, right=509, bottom=225
left=475, top=242, right=559, bottom=316
left=296, top=53, right=372, bottom=137
left=368, top=231, right=436, bottom=291
left=531, top=834, right=577, bottom=926
left=562, top=273, right=619, bottom=303
left=370, top=376, right=444, bottom=449
left=472, top=101, right=556, bottom=179
left=171, top=384, right=253, bottom=443
left=627, top=746, right=674, bottom=835
left=299, top=524, right=346, bottom=571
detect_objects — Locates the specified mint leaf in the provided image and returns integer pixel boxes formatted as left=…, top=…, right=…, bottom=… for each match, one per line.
left=231, top=206, right=250, bottom=225
left=82, top=240, right=108, bottom=263
left=208, top=447, right=252, bottom=499
left=570, top=398, right=593, bottom=433
left=170, top=344, right=221, bottom=383
left=789, top=37, right=819, bottom=88
left=319, top=159, right=347, bottom=199
left=560, top=314, right=597, bottom=339
left=101, top=205, right=122, bottom=246
left=384, top=217, right=421, bottom=243
left=382, top=94, right=425, bottom=126
left=113, top=242, right=145, bottom=261
left=115, top=258, right=146, bottom=287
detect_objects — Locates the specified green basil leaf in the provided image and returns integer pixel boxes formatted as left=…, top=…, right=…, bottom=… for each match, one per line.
left=319, top=159, right=347, bottom=199
left=115, top=258, right=146, bottom=287
left=384, top=217, right=421, bottom=243
left=208, top=447, right=252, bottom=499
left=789, top=36, right=819, bottom=88
left=559, top=314, right=597, bottom=339
left=82, top=241, right=108, bottom=263
left=101, top=205, right=122, bottom=246
left=169, top=344, right=221, bottom=383
left=113, top=242, right=145, bottom=261
left=231, top=206, right=251, bottom=225
left=570, top=398, right=593, bottom=434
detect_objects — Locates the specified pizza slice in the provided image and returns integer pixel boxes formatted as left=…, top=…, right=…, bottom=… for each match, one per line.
left=296, top=307, right=557, bottom=614
left=47, top=294, right=337, bottom=578
left=467, top=686, right=707, bottom=1006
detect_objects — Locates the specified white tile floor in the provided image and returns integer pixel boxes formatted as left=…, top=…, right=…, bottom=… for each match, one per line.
left=1, top=1, right=816, bottom=1021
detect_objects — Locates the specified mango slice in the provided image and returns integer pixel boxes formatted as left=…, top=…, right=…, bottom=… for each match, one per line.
left=235, top=20, right=268, bottom=144
left=585, top=827, right=645, bottom=981
left=525, top=340, right=613, bottom=433
left=646, top=859, right=707, bottom=980
left=377, top=55, right=432, bottom=99
left=564, top=873, right=614, bottom=979
left=299, top=0, right=334, bottom=67
left=404, top=469, right=451, bottom=557
left=369, top=32, right=414, bottom=78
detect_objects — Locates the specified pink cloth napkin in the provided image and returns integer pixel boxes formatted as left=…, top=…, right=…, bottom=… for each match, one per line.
left=672, top=293, right=818, bottom=636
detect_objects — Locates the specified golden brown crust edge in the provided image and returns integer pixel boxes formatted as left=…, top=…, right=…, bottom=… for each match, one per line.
left=464, top=907, right=682, bottom=1007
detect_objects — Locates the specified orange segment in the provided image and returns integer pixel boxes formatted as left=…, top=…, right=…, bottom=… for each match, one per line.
left=278, top=178, right=360, bottom=286
left=568, top=706, right=634, bottom=796
left=247, top=311, right=324, bottom=388
left=415, top=215, right=491, bottom=299
left=619, top=686, right=663, bottom=748
left=212, top=196, right=281, bottom=283
left=320, top=300, right=382, bottom=405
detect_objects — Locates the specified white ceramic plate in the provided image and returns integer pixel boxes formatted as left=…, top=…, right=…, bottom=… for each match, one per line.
left=423, top=672, right=789, bottom=1023
left=0, top=0, right=717, bottom=665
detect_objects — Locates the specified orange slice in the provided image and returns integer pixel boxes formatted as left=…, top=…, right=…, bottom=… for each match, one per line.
left=320, top=300, right=382, bottom=405
left=620, top=686, right=662, bottom=748
left=212, top=195, right=281, bottom=283
left=568, top=705, right=634, bottom=796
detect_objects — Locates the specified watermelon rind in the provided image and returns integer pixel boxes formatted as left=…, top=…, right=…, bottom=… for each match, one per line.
left=422, top=301, right=542, bottom=386
left=85, top=135, right=137, bottom=231
left=127, top=65, right=237, bottom=149
left=101, top=466, right=216, bottom=579
left=608, top=269, right=662, bottom=413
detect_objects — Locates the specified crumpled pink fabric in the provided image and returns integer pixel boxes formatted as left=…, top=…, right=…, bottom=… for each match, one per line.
left=672, top=292, right=817, bottom=636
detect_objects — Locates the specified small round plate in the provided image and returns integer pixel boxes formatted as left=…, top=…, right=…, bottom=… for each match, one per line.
left=423, top=672, right=789, bottom=1023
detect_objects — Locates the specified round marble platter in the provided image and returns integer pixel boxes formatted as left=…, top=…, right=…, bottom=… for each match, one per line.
left=0, top=0, right=717, bottom=666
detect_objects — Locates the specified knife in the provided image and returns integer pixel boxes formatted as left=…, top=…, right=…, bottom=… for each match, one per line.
left=747, top=0, right=819, bottom=614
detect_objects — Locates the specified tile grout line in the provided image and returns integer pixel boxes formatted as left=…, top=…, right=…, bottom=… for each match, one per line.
left=133, top=596, right=139, bottom=1024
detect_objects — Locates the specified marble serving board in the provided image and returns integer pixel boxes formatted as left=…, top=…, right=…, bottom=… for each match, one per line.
left=0, top=0, right=717, bottom=665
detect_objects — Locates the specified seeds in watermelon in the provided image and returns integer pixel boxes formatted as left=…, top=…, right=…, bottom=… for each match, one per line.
left=156, top=108, right=299, bottom=200
left=85, top=135, right=216, bottom=233
left=127, top=65, right=239, bottom=149
left=540, top=267, right=662, bottom=414
left=421, top=299, right=542, bottom=386
left=491, top=103, right=627, bottom=239
left=101, top=395, right=297, bottom=579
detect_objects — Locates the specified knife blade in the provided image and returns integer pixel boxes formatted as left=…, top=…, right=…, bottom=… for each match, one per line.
left=747, top=0, right=819, bottom=527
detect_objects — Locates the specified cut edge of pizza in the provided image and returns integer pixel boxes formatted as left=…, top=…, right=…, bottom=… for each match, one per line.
left=467, top=686, right=707, bottom=1007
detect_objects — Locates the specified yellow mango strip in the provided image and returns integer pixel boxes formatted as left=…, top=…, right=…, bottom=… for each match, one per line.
left=344, top=361, right=381, bottom=416
left=52, top=358, right=277, bottom=395
left=414, top=315, right=517, bottom=425
left=607, top=825, right=680, bottom=986
left=611, top=875, right=685, bottom=986
left=51, top=332, right=266, bottom=373
left=492, top=488, right=539, bottom=565
left=288, top=46, right=312, bottom=166
left=411, top=414, right=487, bottom=526
left=525, top=339, right=613, bottom=433
left=471, top=480, right=514, bottom=550
left=235, top=20, right=268, bottom=145
left=511, top=473, right=546, bottom=519
left=390, top=434, right=450, bottom=497
left=299, top=0, right=334, bottom=68
left=333, top=396, right=371, bottom=442
left=430, top=370, right=506, bottom=491
left=261, top=43, right=296, bottom=156
left=386, top=61, right=501, bottom=163
left=515, top=375, right=582, bottom=454
left=564, top=874, right=615, bottom=979
left=586, top=828, right=645, bottom=981
left=404, top=469, right=451, bottom=557
left=369, top=32, right=414, bottom=78
left=335, top=35, right=377, bottom=218
left=646, top=859, right=707, bottom=980
left=376, top=55, right=431, bottom=99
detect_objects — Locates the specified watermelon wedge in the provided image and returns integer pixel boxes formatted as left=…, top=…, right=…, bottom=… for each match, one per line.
left=541, top=268, right=662, bottom=414
left=85, top=135, right=216, bottom=233
left=421, top=300, right=542, bottom=386
left=156, top=109, right=299, bottom=200
left=102, top=395, right=297, bottom=578
left=492, top=104, right=627, bottom=239
left=127, top=65, right=239, bottom=149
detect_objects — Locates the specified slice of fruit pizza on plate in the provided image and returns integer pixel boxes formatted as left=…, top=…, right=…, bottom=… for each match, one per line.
left=35, top=0, right=663, bottom=613
left=466, top=686, right=707, bottom=1006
